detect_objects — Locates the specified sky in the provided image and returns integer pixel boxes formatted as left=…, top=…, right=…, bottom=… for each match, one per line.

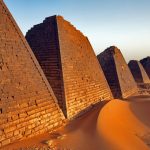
left=4, top=0, right=150, bottom=62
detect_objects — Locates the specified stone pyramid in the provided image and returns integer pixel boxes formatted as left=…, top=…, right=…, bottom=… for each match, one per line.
left=128, top=60, right=150, bottom=84
left=97, top=46, right=138, bottom=98
left=26, top=15, right=113, bottom=119
left=140, top=57, right=150, bottom=79
left=0, top=0, right=64, bottom=147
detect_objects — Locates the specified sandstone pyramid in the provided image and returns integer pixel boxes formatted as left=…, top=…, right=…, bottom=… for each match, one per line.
left=140, top=57, right=150, bottom=79
left=26, top=16, right=113, bottom=119
left=0, top=0, right=64, bottom=147
left=97, top=46, right=138, bottom=98
left=128, top=60, right=150, bottom=84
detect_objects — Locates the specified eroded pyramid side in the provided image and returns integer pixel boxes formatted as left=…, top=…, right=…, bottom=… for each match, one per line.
left=26, top=16, right=113, bottom=119
left=26, top=16, right=66, bottom=117
left=97, top=47, right=122, bottom=98
left=0, top=1, right=64, bottom=147
left=97, top=46, right=138, bottom=98
left=140, top=57, right=150, bottom=79
left=128, top=60, right=150, bottom=83
left=56, top=16, right=113, bottom=118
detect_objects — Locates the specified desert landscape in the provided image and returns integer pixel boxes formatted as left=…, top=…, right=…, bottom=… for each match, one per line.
left=3, top=96, right=150, bottom=150
left=0, top=0, right=150, bottom=149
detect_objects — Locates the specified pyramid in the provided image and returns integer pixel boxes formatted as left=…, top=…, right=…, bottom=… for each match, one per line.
left=0, top=0, right=64, bottom=147
left=26, top=15, right=113, bottom=119
left=97, top=46, right=138, bottom=98
left=128, top=60, right=150, bottom=84
left=140, top=57, right=150, bottom=79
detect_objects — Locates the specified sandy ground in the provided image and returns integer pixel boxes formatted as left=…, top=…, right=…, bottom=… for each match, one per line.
left=98, top=96, right=150, bottom=150
left=3, top=96, right=150, bottom=150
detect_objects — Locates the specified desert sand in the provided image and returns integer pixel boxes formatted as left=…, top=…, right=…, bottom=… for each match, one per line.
left=3, top=96, right=150, bottom=150
left=98, top=96, right=150, bottom=150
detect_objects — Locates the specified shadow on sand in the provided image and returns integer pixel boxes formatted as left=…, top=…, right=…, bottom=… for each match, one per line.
left=128, top=95, right=150, bottom=128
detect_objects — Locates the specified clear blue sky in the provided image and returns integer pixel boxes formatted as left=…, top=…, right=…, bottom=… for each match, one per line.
left=4, top=0, right=150, bottom=62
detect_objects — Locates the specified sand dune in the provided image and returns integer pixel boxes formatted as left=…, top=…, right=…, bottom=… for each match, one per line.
left=4, top=102, right=109, bottom=150
left=4, top=96, right=150, bottom=150
left=53, top=96, right=150, bottom=150
left=97, top=96, right=150, bottom=150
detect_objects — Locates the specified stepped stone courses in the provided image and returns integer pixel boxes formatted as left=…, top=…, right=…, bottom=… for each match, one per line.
left=128, top=60, right=150, bottom=84
left=26, top=15, right=113, bottom=119
left=140, top=57, right=150, bottom=79
left=0, top=0, right=64, bottom=147
left=97, top=46, right=138, bottom=99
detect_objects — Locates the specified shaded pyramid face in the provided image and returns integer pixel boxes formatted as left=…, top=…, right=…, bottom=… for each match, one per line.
left=97, top=46, right=138, bottom=99
left=128, top=60, right=150, bottom=84
left=26, top=16, right=113, bottom=119
left=140, top=57, right=150, bottom=79
left=0, top=0, right=64, bottom=146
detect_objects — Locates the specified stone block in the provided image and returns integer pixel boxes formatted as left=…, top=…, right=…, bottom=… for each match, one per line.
left=4, top=126, right=16, bottom=134
left=2, top=139, right=11, bottom=146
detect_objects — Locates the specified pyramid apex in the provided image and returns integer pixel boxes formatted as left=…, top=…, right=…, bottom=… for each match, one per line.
left=140, top=56, right=150, bottom=62
left=128, top=60, right=138, bottom=64
left=97, top=46, right=121, bottom=57
left=43, top=15, right=64, bottom=22
left=105, top=46, right=120, bottom=54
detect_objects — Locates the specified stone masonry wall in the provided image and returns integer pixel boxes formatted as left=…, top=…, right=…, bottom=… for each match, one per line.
left=97, top=46, right=138, bottom=99
left=140, top=57, right=150, bottom=79
left=56, top=16, right=113, bottom=118
left=0, top=1, right=64, bottom=147
left=26, top=16, right=113, bottom=119
left=26, top=16, right=66, bottom=116
left=128, top=60, right=150, bottom=83
left=97, top=49, right=122, bottom=98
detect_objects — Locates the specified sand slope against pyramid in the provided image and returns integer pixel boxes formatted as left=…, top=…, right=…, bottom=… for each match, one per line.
left=0, top=0, right=64, bottom=147
left=97, top=46, right=138, bottom=98
left=26, top=15, right=113, bottom=119
left=140, top=57, right=150, bottom=79
left=128, top=60, right=150, bottom=84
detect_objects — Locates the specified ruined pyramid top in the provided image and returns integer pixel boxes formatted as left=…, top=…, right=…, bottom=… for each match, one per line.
left=140, top=56, right=150, bottom=64
left=128, top=60, right=139, bottom=65
left=98, top=46, right=121, bottom=57
left=27, top=15, right=85, bottom=38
